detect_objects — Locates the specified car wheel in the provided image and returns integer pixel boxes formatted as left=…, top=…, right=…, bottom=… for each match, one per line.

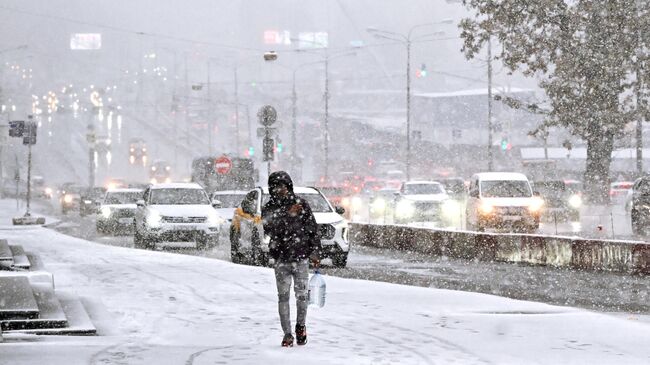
left=134, top=226, right=146, bottom=249
left=333, top=253, right=348, bottom=268
left=631, top=212, right=643, bottom=236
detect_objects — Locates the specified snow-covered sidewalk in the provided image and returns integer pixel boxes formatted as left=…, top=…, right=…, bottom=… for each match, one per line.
left=0, top=203, right=649, bottom=364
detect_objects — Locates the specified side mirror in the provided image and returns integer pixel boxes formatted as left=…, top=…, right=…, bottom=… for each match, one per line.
left=136, top=199, right=145, bottom=207
left=212, top=199, right=223, bottom=209
left=533, top=191, right=541, bottom=197
left=335, top=206, right=345, bottom=215
left=241, top=201, right=255, bottom=215
left=469, top=190, right=479, bottom=198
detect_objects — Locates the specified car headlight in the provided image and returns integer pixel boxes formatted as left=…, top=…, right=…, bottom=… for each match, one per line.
left=64, top=194, right=73, bottom=203
left=351, top=196, right=363, bottom=210
left=341, top=197, right=350, bottom=207
left=44, top=187, right=53, bottom=196
left=370, top=198, right=386, bottom=213
left=164, top=177, right=171, bottom=183
left=479, top=202, right=494, bottom=215
left=147, top=209, right=162, bottom=228
left=207, top=211, right=223, bottom=226
left=84, top=200, right=92, bottom=204
left=529, top=197, right=545, bottom=213
left=150, top=178, right=158, bottom=184
left=101, top=206, right=112, bottom=219
left=395, top=199, right=415, bottom=218
left=568, top=194, right=582, bottom=208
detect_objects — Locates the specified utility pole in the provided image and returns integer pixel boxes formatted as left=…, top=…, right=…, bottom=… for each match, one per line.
left=207, top=61, right=213, bottom=156
left=324, top=52, right=330, bottom=181
left=406, top=39, right=412, bottom=180
left=487, top=36, right=494, bottom=171
left=291, top=70, right=297, bottom=162
left=234, top=67, right=240, bottom=156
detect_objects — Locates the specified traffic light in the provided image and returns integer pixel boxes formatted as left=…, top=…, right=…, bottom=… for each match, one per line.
left=277, top=142, right=283, bottom=153
left=420, top=63, right=427, bottom=77
left=500, top=138, right=512, bottom=151
left=9, top=120, right=25, bottom=137
left=247, top=146, right=255, bottom=156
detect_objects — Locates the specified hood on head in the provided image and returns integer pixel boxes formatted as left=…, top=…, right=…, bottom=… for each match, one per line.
left=268, top=171, right=294, bottom=198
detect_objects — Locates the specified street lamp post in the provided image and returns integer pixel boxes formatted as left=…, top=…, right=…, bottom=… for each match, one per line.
left=367, top=20, right=452, bottom=180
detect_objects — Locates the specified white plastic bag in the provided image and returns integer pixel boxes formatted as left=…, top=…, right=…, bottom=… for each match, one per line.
left=308, top=269, right=326, bottom=308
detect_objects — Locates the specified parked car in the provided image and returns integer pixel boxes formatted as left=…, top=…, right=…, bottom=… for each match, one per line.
left=466, top=172, right=543, bottom=232
left=96, top=188, right=144, bottom=235
left=393, top=181, right=451, bottom=224
left=230, top=186, right=349, bottom=267
left=629, top=176, right=650, bottom=235
left=80, top=187, right=107, bottom=217
left=533, top=180, right=581, bottom=221
left=134, top=183, right=222, bottom=249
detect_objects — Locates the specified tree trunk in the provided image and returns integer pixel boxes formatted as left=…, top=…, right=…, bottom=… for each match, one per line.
left=584, top=129, right=615, bottom=204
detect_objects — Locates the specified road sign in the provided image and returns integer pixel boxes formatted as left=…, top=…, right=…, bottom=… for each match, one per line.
left=22, top=122, right=37, bottom=145
left=9, top=121, right=25, bottom=137
left=214, top=155, right=232, bottom=174
left=257, top=105, right=277, bottom=126
left=257, top=127, right=277, bottom=138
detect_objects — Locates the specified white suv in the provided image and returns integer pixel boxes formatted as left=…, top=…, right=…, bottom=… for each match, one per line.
left=230, top=186, right=350, bottom=267
left=466, top=172, right=543, bottom=232
left=393, top=181, right=451, bottom=224
left=134, top=183, right=223, bottom=249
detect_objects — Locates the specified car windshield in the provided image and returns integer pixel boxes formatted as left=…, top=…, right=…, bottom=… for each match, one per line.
left=263, top=193, right=332, bottom=213
left=213, top=194, right=246, bottom=208
left=403, top=184, right=443, bottom=195
left=104, top=191, right=143, bottom=204
left=481, top=180, right=532, bottom=198
left=636, top=180, right=650, bottom=194
left=150, top=188, right=209, bottom=205
left=318, top=187, right=345, bottom=197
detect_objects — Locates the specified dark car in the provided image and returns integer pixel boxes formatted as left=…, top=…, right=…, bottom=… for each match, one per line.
left=630, top=177, right=650, bottom=235
left=533, top=180, right=581, bottom=221
left=80, top=187, right=108, bottom=216
left=59, top=184, right=85, bottom=215
left=437, top=177, right=467, bottom=200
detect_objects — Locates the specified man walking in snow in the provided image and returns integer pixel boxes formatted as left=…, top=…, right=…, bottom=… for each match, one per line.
left=262, top=171, right=321, bottom=347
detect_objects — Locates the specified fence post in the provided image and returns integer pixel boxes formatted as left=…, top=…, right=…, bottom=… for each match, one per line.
left=610, top=212, right=615, bottom=239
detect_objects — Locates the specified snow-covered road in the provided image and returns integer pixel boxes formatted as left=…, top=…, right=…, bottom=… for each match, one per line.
left=1, top=202, right=649, bottom=364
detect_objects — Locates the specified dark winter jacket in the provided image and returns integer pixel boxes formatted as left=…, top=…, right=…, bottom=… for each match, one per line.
left=262, top=171, right=321, bottom=263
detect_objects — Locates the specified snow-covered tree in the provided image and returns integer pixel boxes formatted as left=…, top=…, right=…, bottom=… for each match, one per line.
left=460, top=0, right=650, bottom=202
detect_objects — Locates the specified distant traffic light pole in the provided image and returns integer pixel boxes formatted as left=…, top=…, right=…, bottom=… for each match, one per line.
left=367, top=20, right=452, bottom=180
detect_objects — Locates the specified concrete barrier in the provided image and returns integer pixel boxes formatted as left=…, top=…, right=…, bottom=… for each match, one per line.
left=350, top=223, right=649, bottom=275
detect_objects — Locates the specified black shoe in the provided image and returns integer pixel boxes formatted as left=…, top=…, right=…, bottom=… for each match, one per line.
left=296, top=324, right=307, bottom=345
left=281, top=333, right=294, bottom=347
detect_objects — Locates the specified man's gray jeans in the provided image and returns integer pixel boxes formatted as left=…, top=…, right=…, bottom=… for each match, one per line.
left=274, top=259, right=309, bottom=335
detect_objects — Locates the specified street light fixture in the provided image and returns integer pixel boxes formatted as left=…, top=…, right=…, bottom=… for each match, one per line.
left=367, top=19, right=453, bottom=180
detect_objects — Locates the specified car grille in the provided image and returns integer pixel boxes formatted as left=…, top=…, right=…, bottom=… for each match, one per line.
left=112, top=209, right=135, bottom=218
left=319, top=224, right=336, bottom=240
left=496, top=206, right=527, bottom=215
left=414, top=202, right=441, bottom=214
left=162, top=216, right=207, bottom=223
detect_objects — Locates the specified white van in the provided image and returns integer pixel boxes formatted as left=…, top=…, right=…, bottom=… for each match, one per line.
left=465, top=172, right=543, bottom=232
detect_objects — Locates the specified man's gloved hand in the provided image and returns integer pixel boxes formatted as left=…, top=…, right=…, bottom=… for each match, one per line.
left=309, top=252, right=320, bottom=267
